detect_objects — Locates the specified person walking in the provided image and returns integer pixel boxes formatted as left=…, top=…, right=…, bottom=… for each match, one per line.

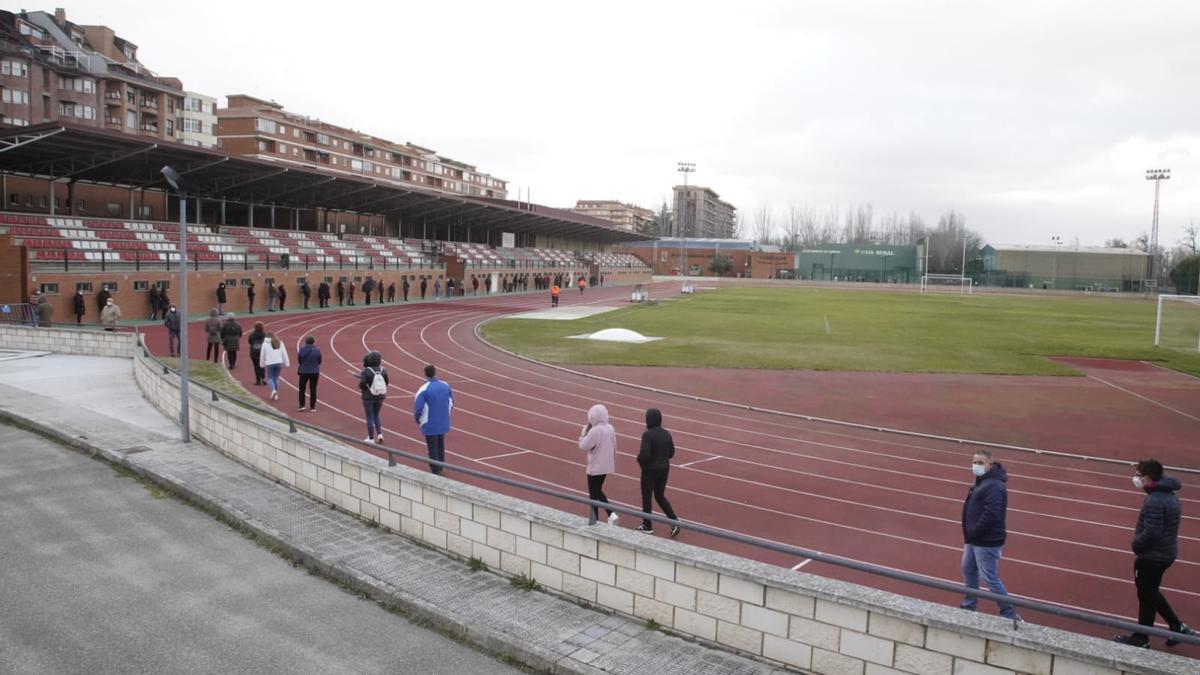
left=296, top=335, right=322, bottom=412
left=419, top=277, right=428, bottom=299
left=72, top=290, right=85, bottom=324
left=359, top=350, right=388, bottom=443
left=961, top=450, right=1020, bottom=621
left=402, top=277, right=410, bottom=301
left=550, top=283, right=560, bottom=307
left=204, top=309, right=222, bottom=362
left=578, top=404, right=619, bottom=525
left=163, top=304, right=181, bottom=357
left=148, top=285, right=161, bottom=320
left=216, top=282, right=227, bottom=315
left=578, top=276, right=586, bottom=294
left=277, top=284, right=287, bottom=311
left=220, top=313, right=244, bottom=370
left=246, top=282, right=256, bottom=314
left=247, top=321, right=267, bottom=386
left=1113, top=459, right=1193, bottom=648
left=300, top=281, right=311, bottom=309
left=387, top=281, right=396, bottom=303
left=336, top=280, right=345, bottom=306
left=413, top=364, right=453, bottom=475
left=99, top=297, right=121, bottom=332
left=259, top=333, right=289, bottom=401
left=484, top=275, right=491, bottom=294
left=635, top=408, right=680, bottom=536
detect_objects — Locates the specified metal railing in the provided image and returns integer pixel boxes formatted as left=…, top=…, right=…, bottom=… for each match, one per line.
left=0, top=303, right=38, bottom=327
left=125, top=328, right=1200, bottom=651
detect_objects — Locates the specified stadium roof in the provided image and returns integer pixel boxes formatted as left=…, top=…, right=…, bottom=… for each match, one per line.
left=0, top=123, right=645, bottom=243
left=986, top=244, right=1150, bottom=256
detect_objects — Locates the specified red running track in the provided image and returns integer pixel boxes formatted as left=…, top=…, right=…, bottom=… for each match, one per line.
left=140, top=283, right=1200, bottom=652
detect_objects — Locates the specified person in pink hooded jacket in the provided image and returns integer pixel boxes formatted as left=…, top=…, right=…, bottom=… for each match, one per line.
left=578, top=404, right=619, bottom=525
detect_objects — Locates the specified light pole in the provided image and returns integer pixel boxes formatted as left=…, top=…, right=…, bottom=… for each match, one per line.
left=162, top=165, right=190, bottom=443
left=1050, top=235, right=1062, bottom=290
left=1146, top=169, right=1170, bottom=284
left=677, top=162, right=695, bottom=276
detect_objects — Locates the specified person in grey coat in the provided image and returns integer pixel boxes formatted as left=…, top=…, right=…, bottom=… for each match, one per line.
left=204, top=309, right=222, bottom=363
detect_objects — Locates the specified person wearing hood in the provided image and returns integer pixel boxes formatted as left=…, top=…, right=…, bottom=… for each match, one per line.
left=1114, top=459, right=1192, bottom=648
left=359, top=351, right=389, bottom=444
left=960, top=450, right=1019, bottom=620
left=247, top=321, right=267, bottom=385
left=100, top=297, right=121, bottom=331
left=578, top=404, right=619, bottom=525
left=413, top=364, right=452, bottom=474
left=72, top=290, right=85, bottom=324
left=636, top=408, right=680, bottom=537
left=204, top=309, right=222, bottom=363
left=163, top=304, right=181, bottom=356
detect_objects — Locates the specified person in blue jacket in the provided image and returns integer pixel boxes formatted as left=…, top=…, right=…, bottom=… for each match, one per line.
left=961, top=450, right=1019, bottom=621
left=413, top=364, right=453, bottom=475
left=295, top=335, right=322, bottom=412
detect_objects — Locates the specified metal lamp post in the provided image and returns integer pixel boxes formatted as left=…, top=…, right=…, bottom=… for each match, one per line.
left=161, top=165, right=190, bottom=443
left=677, top=162, right=695, bottom=276
left=1050, top=235, right=1062, bottom=290
left=1146, top=168, right=1170, bottom=284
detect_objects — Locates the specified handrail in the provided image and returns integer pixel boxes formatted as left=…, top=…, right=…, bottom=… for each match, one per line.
left=129, top=329, right=1200, bottom=650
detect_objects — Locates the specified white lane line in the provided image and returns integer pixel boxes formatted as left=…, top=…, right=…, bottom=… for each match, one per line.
left=823, top=315, right=831, bottom=334
left=1087, top=374, right=1200, bottom=423
left=476, top=450, right=531, bottom=462
left=791, top=559, right=813, bottom=570
left=679, top=455, right=723, bottom=468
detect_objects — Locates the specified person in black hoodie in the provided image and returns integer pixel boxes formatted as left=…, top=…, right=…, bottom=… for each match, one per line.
left=358, top=351, right=389, bottom=444
left=960, top=450, right=1019, bottom=620
left=1114, top=459, right=1192, bottom=648
left=635, top=408, right=680, bottom=537
left=72, top=290, right=85, bottom=324
left=247, top=321, right=267, bottom=385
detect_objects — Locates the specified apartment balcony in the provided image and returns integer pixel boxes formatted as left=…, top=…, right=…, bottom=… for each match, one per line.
left=139, top=98, right=159, bottom=110
left=105, top=117, right=122, bottom=129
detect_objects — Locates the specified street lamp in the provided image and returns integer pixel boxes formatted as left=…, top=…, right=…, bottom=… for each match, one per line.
left=1050, top=235, right=1062, bottom=290
left=1146, top=168, right=1170, bottom=284
left=161, top=165, right=190, bottom=443
left=677, top=162, right=695, bottom=276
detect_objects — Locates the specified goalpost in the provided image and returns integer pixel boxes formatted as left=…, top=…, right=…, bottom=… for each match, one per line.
left=920, top=274, right=973, bottom=294
left=1154, top=294, right=1200, bottom=351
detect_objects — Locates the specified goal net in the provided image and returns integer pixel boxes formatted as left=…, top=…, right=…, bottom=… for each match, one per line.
left=920, top=274, right=973, bottom=294
left=1155, top=294, right=1200, bottom=351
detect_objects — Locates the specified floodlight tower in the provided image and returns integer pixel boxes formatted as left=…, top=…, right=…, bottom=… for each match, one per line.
left=677, top=162, right=695, bottom=276
left=1050, top=235, right=1062, bottom=289
left=1146, top=168, right=1171, bottom=282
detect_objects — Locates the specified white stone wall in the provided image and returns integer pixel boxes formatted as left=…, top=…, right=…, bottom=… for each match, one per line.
left=0, top=325, right=135, bottom=358
left=105, top=339, right=1193, bottom=675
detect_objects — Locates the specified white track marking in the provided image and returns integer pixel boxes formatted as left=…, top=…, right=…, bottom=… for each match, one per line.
left=476, top=450, right=532, bottom=462
left=679, top=455, right=724, bottom=468
left=1087, top=374, right=1200, bottom=423
left=792, top=559, right=813, bottom=570
left=823, top=315, right=831, bottom=334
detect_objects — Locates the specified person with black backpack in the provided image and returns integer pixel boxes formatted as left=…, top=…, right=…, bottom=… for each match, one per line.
left=359, top=351, right=389, bottom=444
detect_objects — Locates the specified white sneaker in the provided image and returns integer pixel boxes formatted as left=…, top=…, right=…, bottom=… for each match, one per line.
left=363, top=436, right=374, bottom=443
left=375, top=434, right=384, bottom=444
left=607, top=512, right=619, bottom=525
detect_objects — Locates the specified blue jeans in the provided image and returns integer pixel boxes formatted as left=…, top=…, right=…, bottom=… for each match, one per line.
left=363, top=399, right=383, bottom=438
left=167, top=330, right=180, bottom=356
left=265, top=364, right=282, bottom=393
left=962, top=544, right=1018, bottom=618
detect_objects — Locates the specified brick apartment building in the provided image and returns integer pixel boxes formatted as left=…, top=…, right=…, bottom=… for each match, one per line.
left=216, top=95, right=508, bottom=200
left=568, top=200, right=655, bottom=233
left=673, top=185, right=736, bottom=239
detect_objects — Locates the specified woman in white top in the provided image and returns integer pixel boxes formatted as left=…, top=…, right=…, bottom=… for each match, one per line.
left=258, top=333, right=290, bottom=401
left=578, top=404, right=619, bottom=525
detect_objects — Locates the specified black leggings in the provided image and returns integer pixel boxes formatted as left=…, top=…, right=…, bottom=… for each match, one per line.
left=298, top=373, right=319, bottom=408
left=225, top=350, right=238, bottom=369
left=640, top=467, right=677, bottom=528
left=206, top=342, right=220, bottom=362
left=250, top=349, right=264, bottom=384
left=587, top=474, right=612, bottom=520
left=1133, top=558, right=1182, bottom=639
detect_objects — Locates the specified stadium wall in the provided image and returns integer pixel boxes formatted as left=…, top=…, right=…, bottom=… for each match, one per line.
left=0, top=330, right=1153, bottom=674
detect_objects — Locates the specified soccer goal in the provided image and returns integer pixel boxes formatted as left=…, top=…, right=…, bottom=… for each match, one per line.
left=1154, top=294, right=1200, bottom=351
left=920, top=274, right=973, bottom=294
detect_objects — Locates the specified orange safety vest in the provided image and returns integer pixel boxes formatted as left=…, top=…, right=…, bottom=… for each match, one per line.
left=578, top=278, right=586, bottom=289
left=551, top=285, right=560, bottom=296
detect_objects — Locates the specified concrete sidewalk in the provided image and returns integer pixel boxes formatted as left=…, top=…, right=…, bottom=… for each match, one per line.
left=0, top=353, right=784, bottom=675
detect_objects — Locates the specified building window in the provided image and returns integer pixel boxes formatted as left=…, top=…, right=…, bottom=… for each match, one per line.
left=76, top=282, right=93, bottom=293
left=101, top=282, right=118, bottom=292
left=316, top=133, right=330, bottom=145
left=278, top=143, right=287, bottom=154
left=256, top=118, right=276, bottom=134
left=39, top=283, right=59, bottom=295
left=106, top=203, right=121, bottom=216
left=133, top=280, right=149, bottom=291
left=2, top=89, right=29, bottom=105
left=1, top=60, right=28, bottom=77
left=1, top=115, right=29, bottom=126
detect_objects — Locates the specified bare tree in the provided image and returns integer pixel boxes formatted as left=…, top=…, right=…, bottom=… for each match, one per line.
left=797, top=206, right=820, bottom=248
left=819, top=207, right=840, bottom=243
left=732, top=212, right=747, bottom=239
left=1104, top=237, right=1128, bottom=248
left=782, top=204, right=803, bottom=251
left=926, top=209, right=984, bottom=274
left=1180, top=221, right=1198, bottom=254
left=753, top=206, right=775, bottom=245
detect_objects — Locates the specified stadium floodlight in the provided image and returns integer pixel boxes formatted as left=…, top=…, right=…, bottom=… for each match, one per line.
left=1051, top=235, right=1062, bottom=289
left=161, top=165, right=190, bottom=443
left=1145, top=169, right=1170, bottom=282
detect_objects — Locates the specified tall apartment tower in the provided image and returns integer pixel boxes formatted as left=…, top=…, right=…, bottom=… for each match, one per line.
left=672, top=185, right=736, bottom=238
left=0, top=8, right=214, bottom=143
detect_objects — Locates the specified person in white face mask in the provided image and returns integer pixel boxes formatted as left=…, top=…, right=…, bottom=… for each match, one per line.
left=960, top=450, right=1020, bottom=621
left=1113, top=459, right=1191, bottom=649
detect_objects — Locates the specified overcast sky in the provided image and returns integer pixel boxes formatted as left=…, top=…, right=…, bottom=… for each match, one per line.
left=62, top=0, right=1199, bottom=247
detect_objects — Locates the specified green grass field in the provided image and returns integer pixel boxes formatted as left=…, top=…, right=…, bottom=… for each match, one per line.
left=481, top=288, right=1200, bottom=376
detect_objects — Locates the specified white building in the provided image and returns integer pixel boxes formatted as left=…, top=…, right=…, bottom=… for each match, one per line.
left=178, top=91, right=217, bottom=148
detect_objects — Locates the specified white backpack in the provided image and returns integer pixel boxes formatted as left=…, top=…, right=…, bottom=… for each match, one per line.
left=368, top=367, right=387, bottom=396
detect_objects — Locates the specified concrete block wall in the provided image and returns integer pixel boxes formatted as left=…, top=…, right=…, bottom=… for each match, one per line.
left=102, top=339, right=1194, bottom=675
left=0, top=324, right=135, bottom=358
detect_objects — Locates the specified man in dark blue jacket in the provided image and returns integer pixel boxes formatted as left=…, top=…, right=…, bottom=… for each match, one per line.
left=1114, top=459, right=1192, bottom=648
left=296, top=335, right=322, bottom=412
left=961, top=450, right=1019, bottom=620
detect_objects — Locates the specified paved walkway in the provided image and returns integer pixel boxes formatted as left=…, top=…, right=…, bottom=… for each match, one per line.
left=0, top=354, right=785, bottom=675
